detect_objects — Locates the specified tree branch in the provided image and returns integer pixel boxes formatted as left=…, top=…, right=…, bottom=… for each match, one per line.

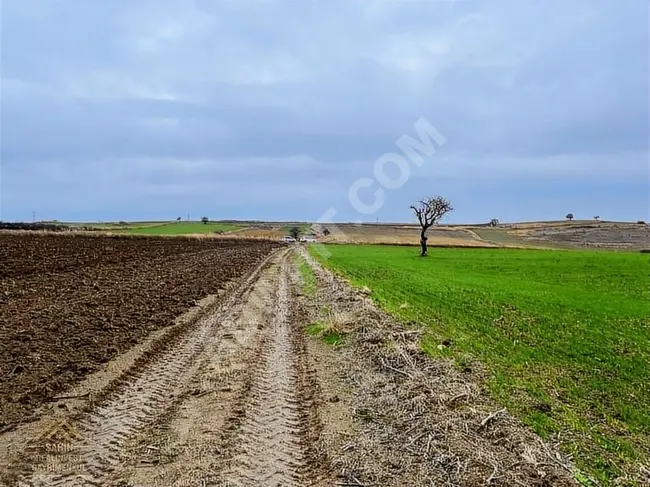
left=410, top=196, right=453, bottom=232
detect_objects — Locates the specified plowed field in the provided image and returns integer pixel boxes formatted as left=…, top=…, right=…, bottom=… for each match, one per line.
left=0, top=234, right=281, bottom=430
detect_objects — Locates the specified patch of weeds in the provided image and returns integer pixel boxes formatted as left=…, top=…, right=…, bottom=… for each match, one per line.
left=307, top=308, right=353, bottom=346
left=574, top=469, right=597, bottom=487
left=454, top=354, right=475, bottom=374
left=306, top=322, right=345, bottom=346
left=294, top=254, right=317, bottom=297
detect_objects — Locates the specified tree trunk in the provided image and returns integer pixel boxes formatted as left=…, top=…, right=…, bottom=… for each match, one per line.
left=420, top=228, right=428, bottom=257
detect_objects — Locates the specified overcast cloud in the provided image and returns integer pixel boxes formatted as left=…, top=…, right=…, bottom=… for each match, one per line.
left=1, top=0, right=648, bottom=223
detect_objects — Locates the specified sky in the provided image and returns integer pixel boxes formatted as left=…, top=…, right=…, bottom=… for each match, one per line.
left=1, top=0, right=648, bottom=224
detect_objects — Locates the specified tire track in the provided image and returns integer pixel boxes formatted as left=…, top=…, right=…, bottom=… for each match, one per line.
left=223, top=257, right=310, bottom=487
left=123, top=254, right=283, bottom=487
left=12, top=250, right=282, bottom=487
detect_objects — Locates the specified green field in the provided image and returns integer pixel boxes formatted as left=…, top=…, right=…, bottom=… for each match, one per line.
left=311, top=245, right=650, bottom=485
left=62, top=221, right=167, bottom=230
left=281, top=223, right=312, bottom=233
left=119, top=222, right=241, bottom=235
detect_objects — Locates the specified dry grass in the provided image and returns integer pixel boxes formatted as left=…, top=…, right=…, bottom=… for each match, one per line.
left=322, top=225, right=493, bottom=247
left=0, top=229, right=280, bottom=243
left=233, top=229, right=287, bottom=239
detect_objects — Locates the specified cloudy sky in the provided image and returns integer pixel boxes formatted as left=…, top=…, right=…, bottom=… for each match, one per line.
left=1, top=0, right=648, bottom=223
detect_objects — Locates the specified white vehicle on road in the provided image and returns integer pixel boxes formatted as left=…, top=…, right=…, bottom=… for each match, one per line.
left=299, top=236, right=317, bottom=243
left=282, top=235, right=297, bottom=243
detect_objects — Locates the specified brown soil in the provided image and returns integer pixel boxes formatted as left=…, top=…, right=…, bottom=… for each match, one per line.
left=518, top=222, right=650, bottom=249
left=0, top=249, right=325, bottom=486
left=124, top=253, right=287, bottom=486
left=0, top=234, right=282, bottom=430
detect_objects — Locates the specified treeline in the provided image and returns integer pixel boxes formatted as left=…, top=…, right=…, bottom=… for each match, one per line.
left=0, top=222, right=69, bottom=231
left=0, top=222, right=101, bottom=232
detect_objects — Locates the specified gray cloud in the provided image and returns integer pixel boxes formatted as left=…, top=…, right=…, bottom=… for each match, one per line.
left=1, top=0, right=648, bottom=222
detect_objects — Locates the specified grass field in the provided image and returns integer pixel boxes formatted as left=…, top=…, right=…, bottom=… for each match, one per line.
left=62, top=221, right=168, bottom=230
left=119, top=222, right=241, bottom=235
left=281, top=223, right=312, bottom=233
left=311, top=245, right=650, bottom=485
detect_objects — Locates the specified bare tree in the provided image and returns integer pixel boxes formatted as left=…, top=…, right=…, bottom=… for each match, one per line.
left=593, top=216, right=600, bottom=221
left=289, top=226, right=301, bottom=240
left=489, top=218, right=499, bottom=227
left=410, top=196, right=454, bottom=256
left=566, top=213, right=574, bottom=221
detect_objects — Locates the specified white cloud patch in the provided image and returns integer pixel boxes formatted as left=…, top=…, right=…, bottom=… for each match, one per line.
left=62, top=70, right=180, bottom=100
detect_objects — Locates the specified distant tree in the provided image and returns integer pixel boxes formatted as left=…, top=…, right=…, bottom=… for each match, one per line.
left=201, top=216, right=209, bottom=224
left=322, top=227, right=331, bottom=236
left=638, top=220, right=647, bottom=225
left=593, top=216, right=600, bottom=221
left=565, top=213, right=574, bottom=221
left=289, top=226, right=301, bottom=240
left=177, top=217, right=182, bottom=223
left=410, top=196, right=454, bottom=257
left=489, top=218, right=499, bottom=227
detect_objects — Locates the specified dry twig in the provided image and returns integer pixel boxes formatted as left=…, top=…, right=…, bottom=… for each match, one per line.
left=380, top=359, right=413, bottom=379
left=479, top=408, right=506, bottom=429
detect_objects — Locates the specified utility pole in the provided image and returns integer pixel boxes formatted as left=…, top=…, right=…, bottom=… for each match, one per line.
left=33, top=211, right=36, bottom=223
